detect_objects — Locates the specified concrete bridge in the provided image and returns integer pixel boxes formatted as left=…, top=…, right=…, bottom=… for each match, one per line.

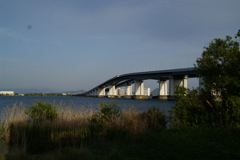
left=78, top=67, right=200, bottom=100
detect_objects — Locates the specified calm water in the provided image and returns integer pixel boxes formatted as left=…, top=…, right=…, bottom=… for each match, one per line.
left=0, top=96, right=175, bottom=120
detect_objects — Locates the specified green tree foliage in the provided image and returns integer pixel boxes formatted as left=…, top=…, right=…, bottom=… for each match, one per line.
left=196, top=30, right=240, bottom=127
left=171, top=87, right=203, bottom=128
left=172, top=30, right=240, bottom=128
left=195, top=31, right=240, bottom=98
left=171, top=87, right=227, bottom=128
left=25, top=100, right=58, bottom=122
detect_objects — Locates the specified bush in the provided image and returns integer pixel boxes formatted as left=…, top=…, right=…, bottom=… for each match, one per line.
left=140, top=107, right=167, bottom=129
left=170, top=87, right=205, bottom=128
left=88, top=101, right=122, bottom=135
left=171, top=86, right=240, bottom=128
left=25, top=100, right=58, bottom=122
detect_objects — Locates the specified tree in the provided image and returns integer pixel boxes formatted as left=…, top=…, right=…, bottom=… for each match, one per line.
left=195, top=30, right=240, bottom=127
left=171, top=30, right=240, bottom=128
left=195, top=31, right=240, bottom=98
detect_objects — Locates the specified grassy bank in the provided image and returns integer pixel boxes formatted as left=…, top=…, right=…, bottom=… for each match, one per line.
left=0, top=101, right=240, bottom=160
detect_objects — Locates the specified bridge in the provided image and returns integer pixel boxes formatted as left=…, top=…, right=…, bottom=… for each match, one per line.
left=78, top=67, right=200, bottom=100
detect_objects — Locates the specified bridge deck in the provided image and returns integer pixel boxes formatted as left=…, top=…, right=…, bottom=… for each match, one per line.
left=81, top=67, right=197, bottom=96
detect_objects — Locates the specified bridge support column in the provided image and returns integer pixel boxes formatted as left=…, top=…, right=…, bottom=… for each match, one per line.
left=123, top=85, right=132, bottom=98
left=108, top=85, right=117, bottom=98
left=135, top=80, right=144, bottom=95
left=153, top=80, right=168, bottom=99
left=91, top=90, right=96, bottom=97
left=115, top=87, right=120, bottom=97
left=133, top=80, right=148, bottom=99
left=117, top=88, right=125, bottom=97
left=168, top=75, right=188, bottom=100
left=168, top=76, right=174, bottom=99
left=94, top=90, right=98, bottom=97
left=145, top=88, right=150, bottom=96
left=97, top=87, right=105, bottom=97
left=90, top=91, right=94, bottom=97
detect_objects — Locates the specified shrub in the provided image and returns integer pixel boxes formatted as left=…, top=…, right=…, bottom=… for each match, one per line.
left=88, top=101, right=122, bottom=135
left=171, top=86, right=240, bottom=128
left=170, top=87, right=205, bottom=128
left=140, top=107, right=167, bottom=129
left=25, top=100, right=58, bottom=122
left=98, top=101, right=121, bottom=121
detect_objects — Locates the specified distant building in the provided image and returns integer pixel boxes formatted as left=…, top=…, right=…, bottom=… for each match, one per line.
left=0, top=91, right=14, bottom=95
left=118, top=88, right=125, bottom=96
left=144, top=88, right=151, bottom=96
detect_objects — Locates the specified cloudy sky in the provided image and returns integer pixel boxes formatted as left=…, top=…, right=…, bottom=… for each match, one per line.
left=0, top=0, right=239, bottom=92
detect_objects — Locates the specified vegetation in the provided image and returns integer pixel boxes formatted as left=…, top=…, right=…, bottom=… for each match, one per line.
left=171, top=30, right=240, bottom=128
left=170, top=87, right=204, bottom=128
left=1, top=101, right=240, bottom=160
left=88, top=101, right=122, bottom=136
left=140, top=107, right=166, bottom=130
left=25, top=100, right=58, bottom=122
left=0, top=101, right=168, bottom=157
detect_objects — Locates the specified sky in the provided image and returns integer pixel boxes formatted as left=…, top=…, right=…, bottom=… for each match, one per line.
left=0, top=0, right=240, bottom=93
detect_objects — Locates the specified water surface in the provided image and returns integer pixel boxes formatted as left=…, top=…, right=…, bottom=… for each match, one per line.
left=0, top=96, right=175, bottom=120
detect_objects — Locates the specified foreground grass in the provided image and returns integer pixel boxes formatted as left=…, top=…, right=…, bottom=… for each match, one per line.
left=3, top=128, right=240, bottom=160
left=1, top=102, right=240, bottom=160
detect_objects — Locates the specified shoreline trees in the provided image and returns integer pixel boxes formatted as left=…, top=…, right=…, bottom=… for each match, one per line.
left=171, top=30, right=240, bottom=128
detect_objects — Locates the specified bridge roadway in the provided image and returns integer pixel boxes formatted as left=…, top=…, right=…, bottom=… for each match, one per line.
left=78, top=67, right=198, bottom=100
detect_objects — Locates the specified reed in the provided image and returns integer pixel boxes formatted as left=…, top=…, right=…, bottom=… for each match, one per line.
left=0, top=101, right=166, bottom=154
left=1, top=103, right=28, bottom=145
left=2, top=101, right=240, bottom=159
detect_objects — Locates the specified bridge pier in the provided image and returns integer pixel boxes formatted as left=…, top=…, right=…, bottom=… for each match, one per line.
left=168, top=75, right=188, bottom=100
left=97, top=87, right=105, bottom=97
left=122, top=85, right=132, bottom=98
left=107, top=85, right=117, bottom=98
left=91, top=91, right=94, bottom=97
left=153, top=80, right=168, bottom=99
left=94, top=90, right=97, bottom=97
left=132, top=80, right=148, bottom=99
left=88, top=91, right=92, bottom=97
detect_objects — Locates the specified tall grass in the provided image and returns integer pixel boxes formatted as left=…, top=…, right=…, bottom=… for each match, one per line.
left=0, top=101, right=166, bottom=154
left=1, top=101, right=240, bottom=159
left=1, top=103, right=28, bottom=145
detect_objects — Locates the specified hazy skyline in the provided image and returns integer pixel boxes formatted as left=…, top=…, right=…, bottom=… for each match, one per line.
left=1, top=0, right=240, bottom=92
